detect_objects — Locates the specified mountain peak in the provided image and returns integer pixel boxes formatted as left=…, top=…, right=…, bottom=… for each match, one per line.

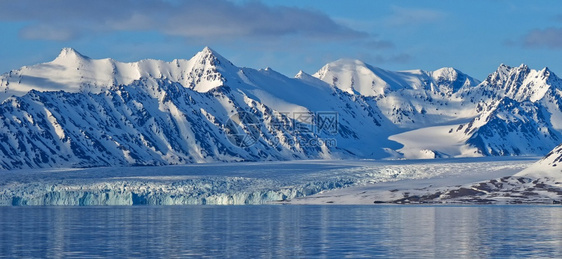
left=495, top=63, right=529, bottom=71
left=498, top=63, right=510, bottom=69
left=200, top=46, right=215, bottom=55
left=184, top=47, right=238, bottom=92
left=479, top=63, right=561, bottom=102
left=260, top=67, right=286, bottom=78
left=515, top=64, right=531, bottom=74
left=490, top=63, right=530, bottom=79
left=432, top=67, right=458, bottom=78
left=540, top=67, right=553, bottom=77
left=295, top=70, right=306, bottom=77
left=313, top=59, right=372, bottom=80
left=53, top=47, right=89, bottom=64
left=295, top=70, right=315, bottom=80
left=57, top=47, right=88, bottom=59
left=496, top=63, right=512, bottom=73
left=191, top=46, right=235, bottom=68
left=333, top=58, right=368, bottom=67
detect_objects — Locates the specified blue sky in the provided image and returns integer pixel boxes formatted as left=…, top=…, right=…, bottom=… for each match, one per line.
left=1, top=0, right=562, bottom=80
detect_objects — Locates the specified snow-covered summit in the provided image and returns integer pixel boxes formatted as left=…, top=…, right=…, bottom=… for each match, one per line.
left=53, top=47, right=90, bottom=64
left=443, top=63, right=562, bottom=158
left=0, top=47, right=240, bottom=101
left=312, top=59, right=481, bottom=128
left=431, top=67, right=478, bottom=93
left=312, top=59, right=479, bottom=97
left=191, top=46, right=234, bottom=68
left=470, top=63, right=562, bottom=103
left=313, top=59, right=407, bottom=96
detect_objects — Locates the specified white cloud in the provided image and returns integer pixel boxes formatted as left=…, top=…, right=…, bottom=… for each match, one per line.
left=0, top=0, right=366, bottom=41
left=523, top=28, right=562, bottom=49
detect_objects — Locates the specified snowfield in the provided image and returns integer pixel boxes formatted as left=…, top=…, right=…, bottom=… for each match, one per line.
left=388, top=124, right=480, bottom=159
left=0, top=158, right=538, bottom=206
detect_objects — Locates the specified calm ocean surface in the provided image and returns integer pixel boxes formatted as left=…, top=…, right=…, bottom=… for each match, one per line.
left=1, top=205, right=561, bottom=258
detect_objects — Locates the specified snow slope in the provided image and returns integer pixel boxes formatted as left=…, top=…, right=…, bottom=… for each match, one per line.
left=516, top=143, right=562, bottom=181
left=388, top=124, right=480, bottom=159
left=1, top=48, right=562, bottom=169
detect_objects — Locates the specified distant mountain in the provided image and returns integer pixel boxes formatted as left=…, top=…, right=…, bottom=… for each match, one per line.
left=453, top=64, right=562, bottom=156
left=314, top=59, right=480, bottom=128
left=1, top=47, right=562, bottom=169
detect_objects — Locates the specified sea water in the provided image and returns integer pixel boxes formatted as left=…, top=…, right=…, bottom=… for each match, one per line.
left=1, top=205, right=561, bottom=258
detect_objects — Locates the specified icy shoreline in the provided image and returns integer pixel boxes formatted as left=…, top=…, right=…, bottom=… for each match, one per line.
left=0, top=158, right=538, bottom=206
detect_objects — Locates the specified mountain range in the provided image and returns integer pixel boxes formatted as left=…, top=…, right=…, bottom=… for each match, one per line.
left=1, top=47, right=561, bottom=169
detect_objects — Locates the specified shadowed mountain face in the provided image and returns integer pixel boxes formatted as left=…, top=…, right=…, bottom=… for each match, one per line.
left=1, top=48, right=562, bottom=169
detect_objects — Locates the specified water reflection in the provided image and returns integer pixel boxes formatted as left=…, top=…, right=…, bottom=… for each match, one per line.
left=1, top=206, right=562, bottom=258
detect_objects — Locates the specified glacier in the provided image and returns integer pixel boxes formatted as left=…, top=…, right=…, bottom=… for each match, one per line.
left=287, top=144, right=562, bottom=205
left=0, top=158, right=536, bottom=206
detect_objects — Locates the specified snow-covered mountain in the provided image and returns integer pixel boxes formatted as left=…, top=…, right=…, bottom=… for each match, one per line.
left=314, top=59, right=480, bottom=128
left=0, top=47, right=235, bottom=100
left=1, top=47, right=562, bottom=169
left=0, top=48, right=398, bottom=169
left=316, top=59, right=562, bottom=159
left=451, top=64, right=562, bottom=156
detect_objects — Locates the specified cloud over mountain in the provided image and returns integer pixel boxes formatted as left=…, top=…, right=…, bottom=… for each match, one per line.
left=0, top=0, right=366, bottom=41
left=523, top=27, right=562, bottom=49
